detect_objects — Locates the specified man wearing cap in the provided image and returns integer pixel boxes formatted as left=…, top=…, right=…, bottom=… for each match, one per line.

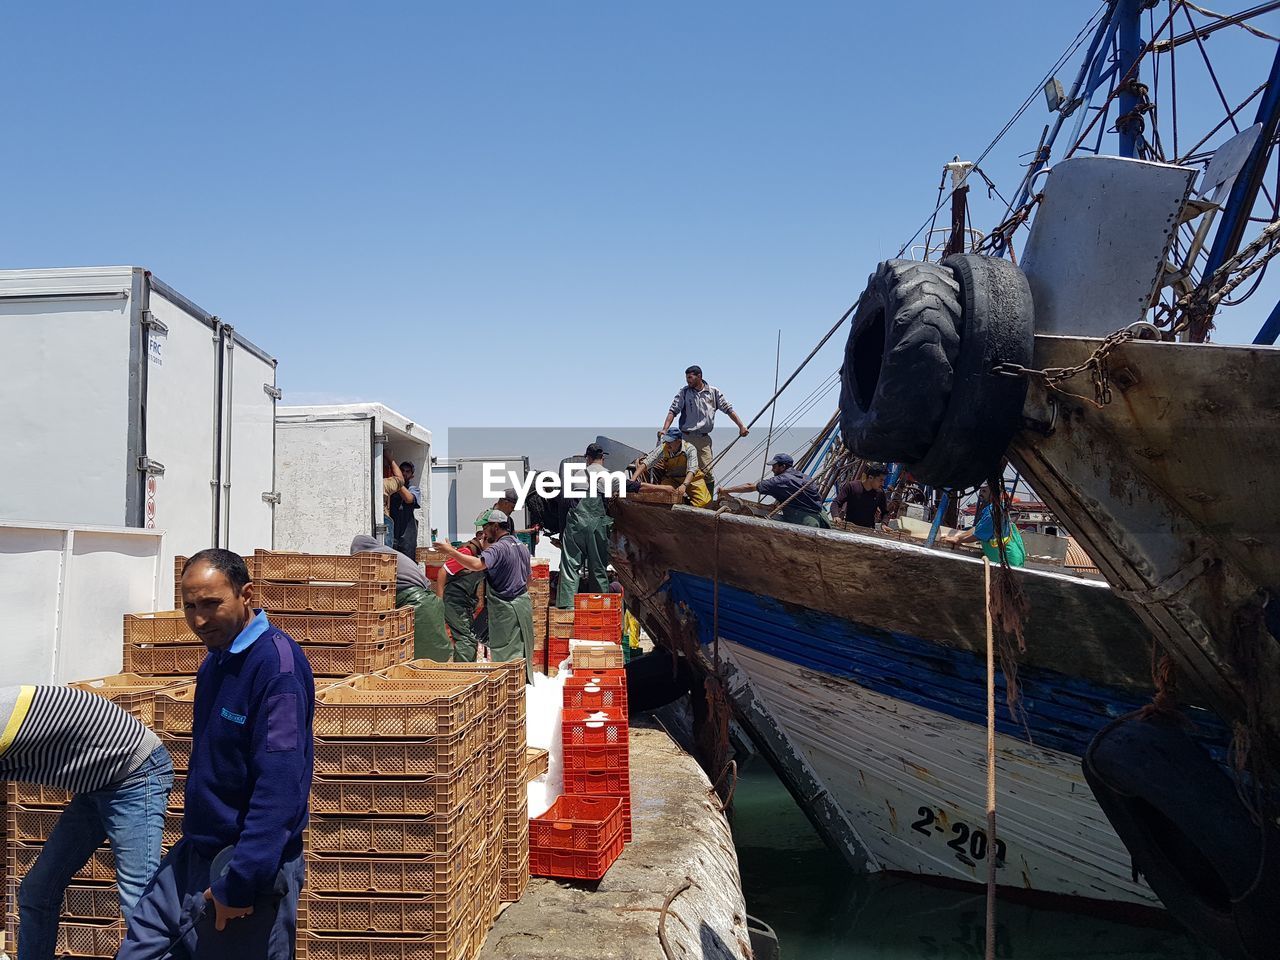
left=720, top=454, right=831, bottom=527
left=660, top=365, right=748, bottom=494
left=556, top=443, right=613, bottom=608
left=475, top=489, right=518, bottom=536
left=633, top=427, right=712, bottom=508
left=434, top=512, right=534, bottom=682
left=435, top=519, right=489, bottom=663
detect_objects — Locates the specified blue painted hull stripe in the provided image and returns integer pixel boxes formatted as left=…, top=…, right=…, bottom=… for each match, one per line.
left=664, top=572, right=1227, bottom=760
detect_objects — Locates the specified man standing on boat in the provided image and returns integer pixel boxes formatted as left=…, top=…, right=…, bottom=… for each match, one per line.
left=633, top=427, right=713, bottom=507
left=946, top=485, right=1026, bottom=567
left=555, top=442, right=613, bottom=607
left=434, top=512, right=535, bottom=682
left=660, top=365, right=748, bottom=494
left=719, top=453, right=831, bottom=527
left=832, top=464, right=891, bottom=529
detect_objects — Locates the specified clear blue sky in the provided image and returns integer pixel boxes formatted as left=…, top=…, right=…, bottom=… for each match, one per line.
left=4, top=2, right=1277, bottom=450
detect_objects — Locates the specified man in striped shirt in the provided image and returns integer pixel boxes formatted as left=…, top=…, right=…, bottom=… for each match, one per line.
left=0, top=685, right=173, bottom=959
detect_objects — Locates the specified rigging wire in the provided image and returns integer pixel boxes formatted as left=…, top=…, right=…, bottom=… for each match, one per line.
left=894, top=1, right=1111, bottom=259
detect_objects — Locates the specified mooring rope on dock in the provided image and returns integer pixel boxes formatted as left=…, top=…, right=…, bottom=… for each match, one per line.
left=984, top=557, right=998, bottom=960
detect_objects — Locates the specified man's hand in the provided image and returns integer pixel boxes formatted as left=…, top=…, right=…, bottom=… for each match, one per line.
left=738, top=426, right=749, bottom=438
left=676, top=484, right=687, bottom=499
left=203, top=889, right=253, bottom=931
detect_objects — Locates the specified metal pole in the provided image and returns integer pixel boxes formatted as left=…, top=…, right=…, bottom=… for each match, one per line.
left=1116, top=0, right=1143, bottom=158
left=1013, top=4, right=1116, bottom=210
left=1253, top=297, right=1280, bottom=345
left=1199, top=42, right=1280, bottom=340
left=926, top=492, right=950, bottom=546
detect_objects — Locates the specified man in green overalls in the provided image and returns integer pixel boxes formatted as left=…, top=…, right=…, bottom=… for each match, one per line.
left=556, top=443, right=613, bottom=608
left=435, top=521, right=488, bottom=663
left=434, top=511, right=534, bottom=682
left=350, top=534, right=451, bottom=661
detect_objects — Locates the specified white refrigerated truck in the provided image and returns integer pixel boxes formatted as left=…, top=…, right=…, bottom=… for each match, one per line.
left=275, top=403, right=431, bottom=554
left=0, top=266, right=278, bottom=569
left=0, top=265, right=278, bottom=681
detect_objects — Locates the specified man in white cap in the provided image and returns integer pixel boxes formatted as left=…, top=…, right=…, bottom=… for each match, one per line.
left=720, top=453, right=830, bottom=527
left=434, top=511, right=534, bottom=682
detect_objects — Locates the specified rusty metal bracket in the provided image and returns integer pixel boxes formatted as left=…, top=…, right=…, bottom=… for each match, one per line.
left=1111, top=553, right=1217, bottom=606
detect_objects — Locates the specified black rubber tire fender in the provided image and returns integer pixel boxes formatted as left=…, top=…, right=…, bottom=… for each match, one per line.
left=1084, top=714, right=1280, bottom=960
left=839, top=259, right=962, bottom=464
left=908, top=254, right=1034, bottom=488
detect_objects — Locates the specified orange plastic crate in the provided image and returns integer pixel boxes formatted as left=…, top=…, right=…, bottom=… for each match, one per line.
left=563, top=674, right=627, bottom=714
left=547, top=637, right=570, bottom=667
left=530, top=559, right=550, bottom=580
left=158, top=734, right=191, bottom=772
left=9, top=807, right=182, bottom=847
left=571, top=609, right=621, bottom=642
left=122, top=610, right=200, bottom=645
left=313, top=722, right=486, bottom=779
left=257, top=580, right=395, bottom=614
left=306, top=811, right=475, bottom=858
left=528, top=825, right=624, bottom=881
left=572, top=642, right=625, bottom=670
left=305, top=853, right=470, bottom=899
left=153, top=683, right=197, bottom=735
left=300, top=889, right=472, bottom=936
left=69, top=674, right=191, bottom=726
left=562, top=742, right=630, bottom=774
left=9, top=844, right=116, bottom=885
left=123, top=643, right=206, bottom=676
left=309, top=760, right=484, bottom=817
left=6, top=918, right=125, bottom=958
left=304, top=633, right=413, bottom=678
left=314, top=676, right=487, bottom=739
left=564, top=767, right=631, bottom=794
left=573, top=593, right=622, bottom=612
left=529, top=795, right=622, bottom=852
left=61, top=884, right=121, bottom=920
left=562, top=707, right=628, bottom=748
left=268, top=608, right=414, bottom=646
left=253, top=550, right=397, bottom=584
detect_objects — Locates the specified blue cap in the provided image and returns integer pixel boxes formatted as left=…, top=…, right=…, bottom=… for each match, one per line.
left=768, top=453, right=794, bottom=467
left=662, top=427, right=682, bottom=442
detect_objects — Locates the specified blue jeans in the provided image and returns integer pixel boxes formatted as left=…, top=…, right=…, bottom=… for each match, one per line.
left=383, top=514, right=394, bottom=548
left=17, top=745, right=173, bottom=960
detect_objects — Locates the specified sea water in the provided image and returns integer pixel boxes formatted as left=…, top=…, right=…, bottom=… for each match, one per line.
left=730, top=757, right=1211, bottom=959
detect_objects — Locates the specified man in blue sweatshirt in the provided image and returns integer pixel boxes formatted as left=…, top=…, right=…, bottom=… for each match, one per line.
left=118, top=549, right=314, bottom=959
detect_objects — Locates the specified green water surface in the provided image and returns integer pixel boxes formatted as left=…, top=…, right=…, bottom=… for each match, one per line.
left=730, top=758, right=1211, bottom=959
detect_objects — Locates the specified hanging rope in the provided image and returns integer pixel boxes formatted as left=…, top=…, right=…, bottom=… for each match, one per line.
left=983, top=556, right=999, bottom=960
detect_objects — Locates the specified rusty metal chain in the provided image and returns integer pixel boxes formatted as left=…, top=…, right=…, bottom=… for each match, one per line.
left=993, top=325, right=1147, bottom=406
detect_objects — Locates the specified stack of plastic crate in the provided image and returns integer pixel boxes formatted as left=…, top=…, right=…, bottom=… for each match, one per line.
left=529, top=560, right=550, bottom=665
left=378, top=660, right=529, bottom=903
left=300, top=671, right=494, bottom=960
left=415, top=548, right=449, bottom=585
left=571, top=593, right=622, bottom=643
left=527, top=795, right=625, bottom=881
left=547, top=609, right=574, bottom=675
left=121, top=611, right=206, bottom=677
left=562, top=628, right=632, bottom=843
left=4, top=676, right=189, bottom=959
left=251, top=551, right=413, bottom=681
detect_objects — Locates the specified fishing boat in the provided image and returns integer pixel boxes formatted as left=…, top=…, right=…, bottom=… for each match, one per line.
left=612, top=2, right=1280, bottom=954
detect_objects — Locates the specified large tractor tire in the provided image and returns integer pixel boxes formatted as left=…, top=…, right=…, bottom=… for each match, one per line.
left=839, top=254, right=1034, bottom=489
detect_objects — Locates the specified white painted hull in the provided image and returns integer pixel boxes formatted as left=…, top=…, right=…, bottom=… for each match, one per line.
left=726, top=642, right=1160, bottom=907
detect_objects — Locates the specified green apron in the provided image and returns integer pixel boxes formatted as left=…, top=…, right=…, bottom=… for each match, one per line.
left=555, top=496, right=612, bottom=608
left=396, top=586, right=451, bottom=662
left=981, top=522, right=1027, bottom=568
left=487, top=590, right=534, bottom=684
left=443, top=569, right=485, bottom=663
left=779, top=505, right=832, bottom=528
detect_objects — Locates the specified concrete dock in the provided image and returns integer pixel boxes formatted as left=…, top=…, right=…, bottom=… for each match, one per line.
left=481, top=721, right=753, bottom=960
